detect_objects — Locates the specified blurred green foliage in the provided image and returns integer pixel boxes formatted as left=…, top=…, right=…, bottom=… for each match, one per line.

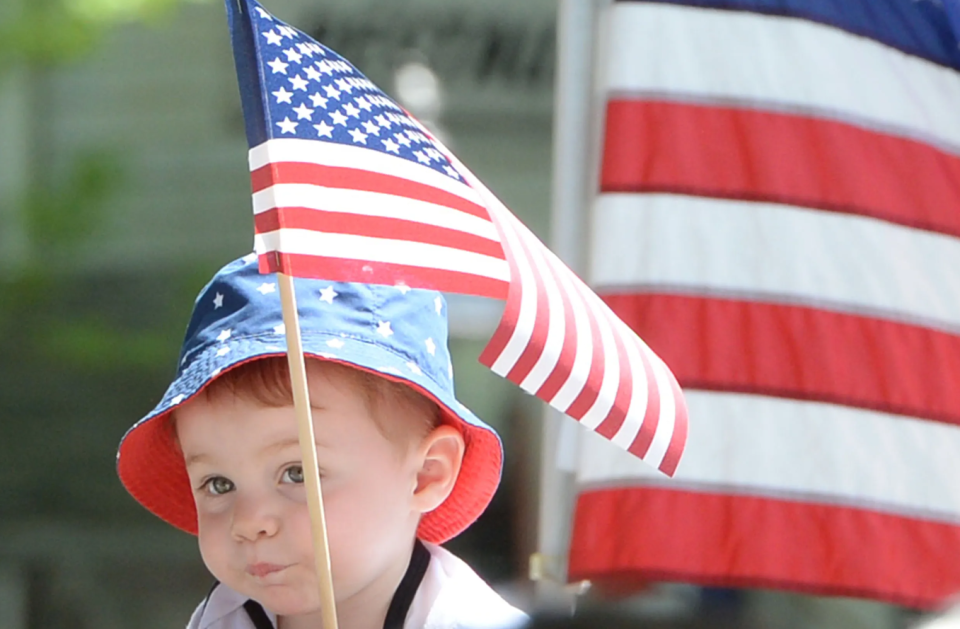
left=0, top=0, right=210, bottom=68
left=0, top=0, right=218, bottom=522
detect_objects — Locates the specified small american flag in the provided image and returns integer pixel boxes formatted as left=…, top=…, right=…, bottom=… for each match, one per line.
left=226, top=0, right=688, bottom=474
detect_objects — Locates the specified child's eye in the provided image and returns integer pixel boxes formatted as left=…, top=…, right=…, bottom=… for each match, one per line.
left=281, top=465, right=304, bottom=484
left=203, top=476, right=235, bottom=495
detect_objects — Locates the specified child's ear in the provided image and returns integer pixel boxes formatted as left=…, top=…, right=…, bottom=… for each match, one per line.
left=411, top=425, right=465, bottom=514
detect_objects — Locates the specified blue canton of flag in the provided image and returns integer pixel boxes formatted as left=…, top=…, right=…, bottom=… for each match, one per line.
left=251, top=10, right=461, bottom=181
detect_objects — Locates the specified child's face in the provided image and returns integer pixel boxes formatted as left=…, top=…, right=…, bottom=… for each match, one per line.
left=176, top=362, right=426, bottom=618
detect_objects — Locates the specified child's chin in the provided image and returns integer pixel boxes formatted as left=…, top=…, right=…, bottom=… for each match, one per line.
left=254, top=590, right=322, bottom=618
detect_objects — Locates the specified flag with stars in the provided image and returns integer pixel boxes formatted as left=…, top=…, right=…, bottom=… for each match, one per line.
left=225, top=0, right=688, bottom=475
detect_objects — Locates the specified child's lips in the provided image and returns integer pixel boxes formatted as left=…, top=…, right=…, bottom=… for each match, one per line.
left=247, top=562, right=287, bottom=578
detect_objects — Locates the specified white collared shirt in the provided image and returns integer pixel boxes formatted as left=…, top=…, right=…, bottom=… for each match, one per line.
left=186, top=542, right=529, bottom=629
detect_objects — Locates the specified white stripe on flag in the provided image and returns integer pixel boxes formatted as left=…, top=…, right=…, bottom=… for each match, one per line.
left=605, top=3, right=960, bottom=153
left=249, top=139, right=484, bottom=203
left=578, top=391, right=960, bottom=521
left=592, top=193, right=960, bottom=331
left=252, top=184, right=501, bottom=240
left=254, top=230, right=511, bottom=280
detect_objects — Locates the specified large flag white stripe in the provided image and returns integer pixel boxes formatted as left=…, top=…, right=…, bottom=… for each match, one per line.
left=577, top=391, right=960, bottom=521
left=254, top=229, right=511, bottom=280
left=252, top=184, right=502, bottom=241
left=592, top=193, right=960, bottom=332
left=606, top=3, right=960, bottom=155
left=249, top=139, right=484, bottom=205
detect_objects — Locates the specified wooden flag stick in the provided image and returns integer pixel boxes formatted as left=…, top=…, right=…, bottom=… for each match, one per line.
left=278, top=272, right=339, bottom=629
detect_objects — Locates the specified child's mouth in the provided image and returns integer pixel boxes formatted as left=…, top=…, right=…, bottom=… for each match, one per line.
left=247, top=562, right=287, bottom=578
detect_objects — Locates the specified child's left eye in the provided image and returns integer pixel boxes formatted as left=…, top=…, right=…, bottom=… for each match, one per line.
left=281, top=465, right=304, bottom=484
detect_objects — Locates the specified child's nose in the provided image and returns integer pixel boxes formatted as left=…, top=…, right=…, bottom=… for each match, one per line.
left=231, top=493, right=281, bottom=541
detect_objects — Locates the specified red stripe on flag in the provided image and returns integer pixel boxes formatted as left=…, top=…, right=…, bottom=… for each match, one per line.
left=532, top=265, right=580, bottom=401
left=601, top=99, right=960, bottom=238
left=251, top=162, right=490, bottom=220
left=260, top=252, right=509, bottom=300
left=569, top=486, right=960, bottom=609
left=601, top=291, right=960, bottom=426
left=254, top=208, right=505, bottom=259
left=592, top=323, right=636, bottom=441
left=501, top=236, right=552, bottom=385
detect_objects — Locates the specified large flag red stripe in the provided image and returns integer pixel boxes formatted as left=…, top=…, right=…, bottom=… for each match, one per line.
left=608, top=289, right=960, bottom=424
left=259, top=252, right=509, bottom=300
left=253, top=208, right=505, bottom=259
left=602, top=291, right=960, bottom=426
left=250, top=162, right=491, bottom=220
left=500, top=230, right=554, bottom=385
left=601, top=99, right=960, bottom=238
left=569, top=486, right=960, bottom=609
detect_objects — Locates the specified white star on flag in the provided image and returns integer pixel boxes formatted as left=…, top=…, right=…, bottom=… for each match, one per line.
left=362, top=120, right=380, bottom=135
left=276, top=117, right=298, bottom=134
left=216, top=329, right=232, bottom=342
left=309, top=92, right=327, bottom=108
left=319, top=286, right=338, bottom=303
left=313, top=121, right=333, bottom=138
left=323, top=84, right=340, bottom=98
left=348, top=128, right=367, bottom=144
left=283, top=48, right=302, bottom=63
left=292, top=103, right=314, bottom=120
left=376, top=321, right=393, bottom=337
left=267, top=57, right=288, bottom=74
left=213, top=293, right=224, bottom=309
left=330, top=110, right=348, bottom=126
left=272, top=86, right=293, bottom=104
left=289, top=75, right=309, bottom=91
left=305, top=66, right=322, bottom=82
left=343, top=102, right=360, bottom=118
left=258, top=282, right=277, bottom=295
left=382, top=138, right=400, bottom=154
left=262, top=30, right=282, bottom=45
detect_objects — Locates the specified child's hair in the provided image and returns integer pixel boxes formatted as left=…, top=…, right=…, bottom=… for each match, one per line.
left=176, top=357, right=442, bottom=447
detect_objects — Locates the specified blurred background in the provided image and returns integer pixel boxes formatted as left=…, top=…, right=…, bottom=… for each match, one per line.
left=0, top=0, right=954, bottom=627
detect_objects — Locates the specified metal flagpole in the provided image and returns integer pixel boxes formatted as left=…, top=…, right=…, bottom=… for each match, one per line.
left=531, top=0, right=606, bottom=611
left=278, top=273, right=339, bottom=629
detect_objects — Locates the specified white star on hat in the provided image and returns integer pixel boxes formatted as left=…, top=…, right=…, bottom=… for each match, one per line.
left=258, top=282, right=277, bottom=295
left=274, top=323, right=286, bottom=335
left=327, top=338, right=345, bottom=349
left=406, top=361, right=422, bottom=375
left=425, top=337, right=436, bottom=355
left=434, top=296, right=443, bottom=314
left=319, top=286, right=338, bottom=304
left=377, top=321, right=393, bottom=337
left=213, top=292, right=224, bottom=309
left=216, top=347, right=231, bottom=357
left=216, top=329, right=232, bottom=342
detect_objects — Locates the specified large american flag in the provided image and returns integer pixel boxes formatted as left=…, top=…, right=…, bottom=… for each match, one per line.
left=225, top=0, right=688, bottom=474
left=570, top=0, right=960, bottom=608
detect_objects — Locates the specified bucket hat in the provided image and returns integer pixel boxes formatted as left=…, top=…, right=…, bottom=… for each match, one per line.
left=117, top=253, right=502, bottom=544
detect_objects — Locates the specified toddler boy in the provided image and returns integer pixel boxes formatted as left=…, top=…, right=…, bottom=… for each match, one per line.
left=117, top=254, right=528, bottom=629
